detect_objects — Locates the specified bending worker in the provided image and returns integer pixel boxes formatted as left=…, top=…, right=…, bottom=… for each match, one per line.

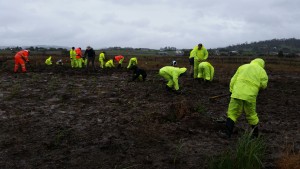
left=14, top=49, right=30, bottom=73
left=127, top=57, right=137, bottom=69
left=197, top=61, right=214, bottom=82
left=114, top=55, right=124, bottom=68
left=105, top=59, right=115, bottom=68
left=159, top=66, right=187, bottom=92
left=45, top=56, right=52, bottom=65
left=225, top=58, right=268, bottom=138
left=190, top=43, right=208, bottom=79
left=129, top=65, right=147, bottom=82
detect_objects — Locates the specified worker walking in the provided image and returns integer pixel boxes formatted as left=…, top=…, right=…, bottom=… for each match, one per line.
left=127, top=57, right=137, bottom=69
left=99, top=51, right=106, bottom=68
left=159, top=66, right=187, bottom=92
left=105, top=59, right=115, bottom=68
left=190, top=43, right=208, bottom=79
left=70, top=47, right=77, bottom=68
left=114, top=55, right=124, bottom=68
left=45, top=56, right=52, bottom=65
left=14, top=50, right=30, bottom=73
left=197, top=61, right=214, bottom=82
left=225, top=58, right=268, bottom=138
left=75, top=47, right=82, bottom=68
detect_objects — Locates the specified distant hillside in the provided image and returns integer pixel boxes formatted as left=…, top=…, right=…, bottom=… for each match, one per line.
left=214, top=38, right=300, bottom=57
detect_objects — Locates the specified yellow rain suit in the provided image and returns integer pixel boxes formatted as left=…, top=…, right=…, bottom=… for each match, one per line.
left=159, top=66, right=187, bottom=91
left=105, top=59, right=115, bottom=68
left=190, top=45, right=208, bottom=78
left=197, top=62, right=214, bottom=81
left=69, top=48, right=77, bottom=68
left=99, top=52, right=105, bottom=68
left=45, top=56, right=52, bottom=65
left=227, top=58, right=268, bottom=125
left=127, top=57, right=137, bottom=69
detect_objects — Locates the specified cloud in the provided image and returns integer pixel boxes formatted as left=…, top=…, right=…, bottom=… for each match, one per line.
left=0, top=0, right=299, bottom=49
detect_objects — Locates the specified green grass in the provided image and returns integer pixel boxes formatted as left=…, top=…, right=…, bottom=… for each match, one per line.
left=208, top=131, right=266, bottom=169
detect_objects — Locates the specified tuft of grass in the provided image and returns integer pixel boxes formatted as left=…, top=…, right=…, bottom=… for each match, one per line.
left=208, top=131, right=266, bottom=169
left=195, top=104, right=207, bottom=114
left=173, top=139, right=184, bottom=165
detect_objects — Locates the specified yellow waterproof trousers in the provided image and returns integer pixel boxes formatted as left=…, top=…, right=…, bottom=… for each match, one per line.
left=227, top=98, right=259, bottom=125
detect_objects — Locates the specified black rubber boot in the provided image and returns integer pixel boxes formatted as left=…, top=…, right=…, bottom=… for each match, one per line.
left=251, top=125, right=259, bottom=138
left=226, top=118, right=235, bottom=138
left=165, top=85, right=172, bottom=91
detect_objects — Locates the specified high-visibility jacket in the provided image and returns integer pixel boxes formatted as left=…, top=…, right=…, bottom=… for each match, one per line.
left=75, top=48, right=82, bottom=59
left=190, top=45, right=208, bottom=61
left=189, top=50, right=194, bottom=59
left=198, top=62, right=214, bottom=81
left=159, top=66, right=187, bottom=90
left=45, top=56, right=52, bottom=65
left=191, top=45, right=208, bottom=78
left=127, top=57, right=137, bottom=69
left=70, top=49, right=76, bottom=59
left=99, top=52, right=105, bottom=61
left=14, top=50, right=30, bottom=72
left=114, top=55, right=124, bottom=64
left=14, top=50, right=29, bottom=62
left=230, top=58, right=268, bottom=102
left=105, top=59, right=115, bottom=68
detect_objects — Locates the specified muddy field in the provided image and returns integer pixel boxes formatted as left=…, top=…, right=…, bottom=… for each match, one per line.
left=0, top=56, right=299, bottom=169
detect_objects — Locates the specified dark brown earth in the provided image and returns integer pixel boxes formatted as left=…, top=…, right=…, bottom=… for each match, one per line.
left=0, top=56, right=299, bottom=169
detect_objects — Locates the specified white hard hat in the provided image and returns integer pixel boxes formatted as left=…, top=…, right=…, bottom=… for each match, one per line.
left=172, top=60, right=177, bottom=66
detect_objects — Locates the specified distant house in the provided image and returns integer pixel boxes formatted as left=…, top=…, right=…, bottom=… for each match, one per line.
left=229, top=51, right=239, bottom=56
left=157, top=51, right=168, bottom=56
left=175, top=50, right=184, bottom=56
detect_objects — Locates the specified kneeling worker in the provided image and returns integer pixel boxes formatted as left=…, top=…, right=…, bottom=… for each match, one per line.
left=105, top=59, right=115, bottom=68
left=129, top=65, right=147, bottom=82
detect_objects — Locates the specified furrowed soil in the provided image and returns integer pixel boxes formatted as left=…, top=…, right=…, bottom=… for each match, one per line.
left=0, top=56, right=299, bottom=169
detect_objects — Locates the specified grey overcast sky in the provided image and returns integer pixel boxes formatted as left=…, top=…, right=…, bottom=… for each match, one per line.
left=1, top=0, right=299, bottom=49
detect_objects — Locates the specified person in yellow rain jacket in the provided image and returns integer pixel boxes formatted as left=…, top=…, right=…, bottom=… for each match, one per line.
left=190, top=43, right=208, bottom=79
left=127, top=57, right=137, bottom=69
left=69, top=47, right=77, bottom=68
left=45, top=56, right=52, bottom=65
left=225, top=58, right=268, bottom=138
left=159, top=66, right=187, bottom=93
left=99, top=51, right=106, bottom=68
left=197, top=61, right=214, bottom=82
left=105, top=59, right=115, bottom=68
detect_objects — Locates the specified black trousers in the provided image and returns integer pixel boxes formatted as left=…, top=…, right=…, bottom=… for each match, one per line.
left=86, top=57, right=96, bottom=71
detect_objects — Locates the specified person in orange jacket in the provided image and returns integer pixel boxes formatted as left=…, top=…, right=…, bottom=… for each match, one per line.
left=75, top=47, right=82, bottom=68
left=14, top=50, right=30, bottom=73
left=114, top=55, right=124, bottom=68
